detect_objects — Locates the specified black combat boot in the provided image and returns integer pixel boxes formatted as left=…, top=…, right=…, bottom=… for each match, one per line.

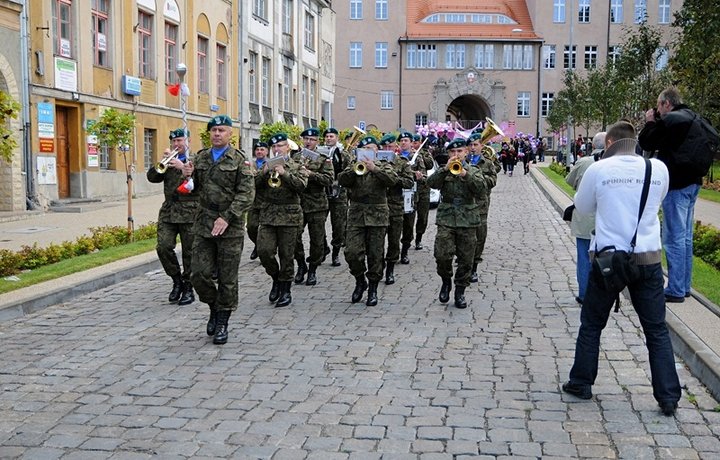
left=213, top=310, right=231, bottom=344
left=294, top=259, right=308, bottom=284
left=351, top=276, right=368, bottom=303
left=439, top=278, right=452, bottom=303
left=250, top=246, right=258, bottom=260
left=415, top=237, right=423, bottom=250
left=178, top=281, right=195, bottom=305
left=331, top=247, right=341, bottom=267
left=384, top=262, right=395, bottom=285
left=276, top=282, right=292, bottom=308
left=366, top=281, right=379, bottom=306
left=168, top=275, right=183, bottom=302
left=323, top=241, right=331, bottom=262
left=454, top=285, right=468, bottom=309
left=206, top=304, right=217, bottom=336
left=269, top=276, right=280, bottom=302
left=306, top=265, right=318, bottom=286
left=470, top=264, right=479, bottom=283
left=400, top=244, right=410, bottom=264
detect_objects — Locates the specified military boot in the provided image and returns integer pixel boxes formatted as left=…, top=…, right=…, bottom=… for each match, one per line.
left=323, top=241, right=331, bottom=263
left=331, top=247, right=341, bottom=267
left=439, top=278, right=452, bottom=303
left=206, top=304, right=217, bottom=336
left=384, top=262, right=395, bottom=285
left=366, top=281, right=379, bottom=306
left=351, top=276, right=368, bottom=303
left=213, top=310, right=231, bottom=344
left=250, top=246, right=258, bottom=260
left=306, top=265, right=318, bottom=286
left=276, top=282, right=292, bottom=308
left=454, top=285, right=468, bottom=309
left=268, top=276, right=280, bottom=302
left=470, top=264, right=479, bottom=283
left=400, top=244, right=410, bottom=264
left=178, top=281, right=195, bottom=305
left=415, top=237, right=423, bottom=250
left=294, top=259, right=308, bottom=284
left=168, top=275, right=183, bottom=302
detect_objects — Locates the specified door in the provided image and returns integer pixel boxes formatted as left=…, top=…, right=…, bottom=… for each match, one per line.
left=56, top=107, right=70, bottom=198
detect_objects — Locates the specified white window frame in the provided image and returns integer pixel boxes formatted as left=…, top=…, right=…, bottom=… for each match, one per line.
left=658, top=0, right=671, bottom=24
left=347, top=96, right=356, bottom=110
left=350, top=0, right=362, bottom=20
left=553, top=0, right=566, bottom=23
left=197, top=35, right=209, bottom=94
left=92, top=0, right=109, bottom=67
left=375, top=0, right=387, bottom=20
left=543, top=44, right=556, bottom=69
left=563, top=45, right=577, bottom=69
left=541, top=92, right=554, bottom=117
left=350, top=42, right=362, bottom=68
left=253, top=0, right=267, bottom=21
left=610, top=0, right=623, bottom=23
left=584, top=45, right=598, bottom=69
left=517, top=91, right=530, bottom=117
left=283, top=66, right=292, bottom=111
left=249, top=52, right=258, bottom=103
left=261, top=57, right=270, bottom=107
left=634, top=0, right=647, bottom=23
left=216, top=43, right=227, bottom=99
left=380, top=90, right=393, bottom=110
left=578, top=0, right=591, bottom=23
left=375, top=42, right=388, bottom=68
left=282, top=0, right=292, bottom=34
left=304, top=11, right=315, bottom=51
left=609, top=45, right=621, bottom=64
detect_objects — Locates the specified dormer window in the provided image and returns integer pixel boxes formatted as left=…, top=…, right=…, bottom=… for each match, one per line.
left=421, top=12, right=517, bottom=25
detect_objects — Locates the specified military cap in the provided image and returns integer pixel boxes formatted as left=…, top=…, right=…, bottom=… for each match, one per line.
left=413, top=133, right=422, bottom=142
left=397, top=131, right=413, bottom=141
left=358, top=136, right=379, bottom=148
left=471, top=127, right=484, bottom=135
left=301, top=127, right=320, bottom=138
left=269, top=133, right=288, bottom=146
left=254, top=141, right=269, bottom=149
left=379, top=133, right=397, bottom=146
left=325, top=127, right=339, bottom=135
left=467, top=133, right=483, bottom=142
left=169, top=128, right=188, bottom=140
left=446, top=138, right=467, bottom=150
left=206, top=114, right=233, bottom=130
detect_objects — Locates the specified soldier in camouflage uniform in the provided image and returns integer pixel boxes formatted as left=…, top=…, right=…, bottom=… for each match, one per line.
left=247, top=141, right=269, bottom=261
left=325, top=127, right=352, bottom=267
left=146, top=128, right=199, bottom=306
left=186, top=115, right=255, bottom=345
left=413, top=133, right=435, bottom=249
left=467, top=133, right=501, bottom=282
left=257, top=133, right=308, bottom=308
left=339, top=136, right=398, bottom=306
left=397, top=131, right=427, bottom=265
left=427, top=137, right=488, bottom=309
left=293, top=128, right=334, bottom=285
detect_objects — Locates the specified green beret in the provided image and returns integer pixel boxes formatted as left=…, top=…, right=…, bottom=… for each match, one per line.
left=467, top=133, right=482, bottom=142
left=169, top=128, right=188, bottom=140
left=269, top=133, right=288, bottom=146
left=379, top=133, right=397, bottom=145
left=358, top=136, right=378, bottom=148
left=206, top=115, right=233, bottom=130
left=301, top=127, right=320, bottom=138
left=413, top=134, right=422, bottom=142
left=255, top=141, right=269, bottom=149
left=325, top=127, right=339, bottom=135
left=397, top=131, right=413, bottom=141
left=446, top=138, right=467, bottom=150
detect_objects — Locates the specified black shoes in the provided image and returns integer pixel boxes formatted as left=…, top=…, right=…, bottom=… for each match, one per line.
left=331, top=247, right=341, bottom=267
left=276, top=281, right=292, bottom=308
left=439, top=278, right=452, bottom=303
left=562, top=382, right=592, bottom=399
left=306, top=265, right=318, bottom=286
left=469, top=263, right=478, bottom=283
left=400, top=244, right=410, bottom=264
left=178, top=282, right=195, bottom=305
left=250, top=247, right=258, bottom=260
left=169, top=275, right=183, bottom=302
left=213, top=310, right=230, bottom=345
left=294, top=259, right=308, bottom=284
left=352, top=276, right=368, bottom=303
left=384, top=262, right=395, bottom=285
left=414, top=239, right=423, bottom=250
left=659, top=401, right=678, bottom=416
left=665, top=294, right=685, bottom=303
left=454, top=286, right=467, bottom=309
left=206, top=305, right=217, bottom=336
left=366, top=281, right=379, bottom=306
left=269, top=278, right=280, bottom=302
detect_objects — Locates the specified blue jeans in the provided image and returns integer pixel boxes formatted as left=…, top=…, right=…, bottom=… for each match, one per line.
left=576, top=238, right=591, bottom=301
left=568, top=263, right=681, bottom=404
left=662, top=184, right=700, bottom=297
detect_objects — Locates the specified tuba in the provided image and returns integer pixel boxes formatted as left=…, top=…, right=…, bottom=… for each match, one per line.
left=155, top=148, right=180, bottom=173
left=345, top=126, right=367, bottom=151
left=478, top=117, right=504, bottom=145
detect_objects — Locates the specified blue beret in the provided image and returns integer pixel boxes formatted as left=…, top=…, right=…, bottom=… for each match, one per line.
left=397, top=131, right=413, bottom=141
left=325, top=127, right=339, bottom=135
left=446, top=138, right=467, bottom=150
left=207, top=115, right=232, bottom=130
left=269, top=133, right=288, bottom=146
left=169, top=128, right=188, bottom=140
left=301, top=127, right=320, bottom=138
left=358, top=136, right=378, bottom=148
left=413, top=134, right=422, bottom=142
left=255, top=141, right=269, bottom=149
left=379, top=133, right=397, bottom=145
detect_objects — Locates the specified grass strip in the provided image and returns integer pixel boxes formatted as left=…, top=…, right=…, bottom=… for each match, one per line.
left=538, top=167, right=575, bottom=198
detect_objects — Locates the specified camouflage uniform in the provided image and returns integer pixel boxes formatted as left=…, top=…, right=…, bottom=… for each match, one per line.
left=399, top=151, right=427, bottom=258
left=328, top=146, right=353, bottom=257
left=385, top=157, right=415, bottom=265
left=414, top=150, right=435, bottom=247
left=472, top=150, right=501, bottom=266
left=190, top=147, right=255, bottom=313
left=247, top=157, right=269, bottom=249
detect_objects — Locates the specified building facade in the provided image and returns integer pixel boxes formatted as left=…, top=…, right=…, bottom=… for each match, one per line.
left=333, top=0, right=679, bottom=147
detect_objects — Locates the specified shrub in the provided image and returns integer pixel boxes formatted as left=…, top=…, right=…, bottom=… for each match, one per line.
left=0, top=249, right=22, bottom=276
left=74, top=236, right=96, bottom=255
left=549, top=161, right=569, bottom=177
left=134, top=222, right=158, bottom=241
left=17, top=243, right=48, bottom=270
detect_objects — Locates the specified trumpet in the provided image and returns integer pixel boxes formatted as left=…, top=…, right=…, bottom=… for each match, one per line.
left=354, top=162, right=368, bottom=176
left=155, top=148, right=180, bottom=173
left=265, top=156, right=286, bottom=188
left=448, top=159, right=464, bottom=175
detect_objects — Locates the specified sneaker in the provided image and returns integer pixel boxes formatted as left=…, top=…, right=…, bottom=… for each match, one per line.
left=659, top=401, right=678, bottom=416
left=562, top=382, right=592, bottom=399
left=664, top=295, right=685, bottom=303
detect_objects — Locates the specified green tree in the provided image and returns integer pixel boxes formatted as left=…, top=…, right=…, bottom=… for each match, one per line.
left=586, top=64, right=627, bottom=130
left=0, top=91, right=21, bottom=163
left=259, top=121, right=302, bottom=145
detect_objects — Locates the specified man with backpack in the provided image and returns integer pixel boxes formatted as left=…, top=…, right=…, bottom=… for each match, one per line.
left=639, top=87, right=718, bottom=303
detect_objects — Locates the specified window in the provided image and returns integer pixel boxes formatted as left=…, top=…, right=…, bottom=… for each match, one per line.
left=635, top=0, right=647, bottom=23
left=563, top=45, right=577, bottom=69
left=513, top=44, right=523, bottom=69
left=350, top=42, right=362, bottom=68
left=517, top=91, right=530, bottom=117
left=503, top=45, right=532, bottom=70
left=197, top=36, right=209, bottom=93
left=553, top=0, right=566, bottom=22
left=658, top=0, right=671, bottom=24
left=406, top=44, right=437, bottom=69
left=655, top=47, right=668, bottom=70
left=541, top=93, right=554, bottom=117
left=262, top=57, right=270, bottom=107
left=584, top=45, right=597, bottom=69
left=543, top=44, right=556, bottom=69
left=608, top=45, right=621, bottom=64
left=282, top=0, right=292, bottom=34
left=304, top=12, right=315, bottom=51
left=54, top=0, right=73, bottom=58
left=137, top=10, right=154, bottom=78
left=578, top=0, right=590, bottom=23
left=416, top=113, right=428, bottom=126
left=523, top=45, right=533, bottom=69
left=283, top=67, right=292, bottom=111
left=217, top=43, right=227, bottom=99
left=503, top=45, right=512, bottom=69
left=610, top=0, right=623, bottom=23
left=310, top=79, right=317, bottom=118
left=253, top=0, right=267, bottom=21
left=301, top=76, right=308, bottom=116
left=99, top=144, right=110, bottom=170
left=249, top=52, right=258, bottom=103
left=350, top=0, right=362, bottom=19
left=474, top=44, right=494, bottom=69
left=445, top=44, right=465, bottom=69
left=380, top=90, right=393, bottom=110
left=91, top=0, right=109, bottom=67
left=165, top=22, right=178, bottom=84
left=375, top=0, right=387, bottom=20
left=143, top=128, right=155, bottom=169
left=347, top=96, right=356, bottom=110
left=375, top=42, right=388, bottom=68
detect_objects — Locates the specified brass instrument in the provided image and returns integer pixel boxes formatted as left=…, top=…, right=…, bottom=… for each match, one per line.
left=354, top=162, right=368, bottom=175
left=155, top=148, right=180, bottom=173
left=448, top=159, right=464, bottom=175
left=346, top=125, right=367, bottom=150
left=353, top=148, right=376, bottom=175
left=288, top=138, right=300, bottom=153
left=478, top=117, right=504, bottom=145
left=265, top=156, right=286, bottom=188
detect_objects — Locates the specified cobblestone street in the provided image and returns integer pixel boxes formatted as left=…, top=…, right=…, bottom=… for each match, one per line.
left=2, top=171, right=720, bottom=459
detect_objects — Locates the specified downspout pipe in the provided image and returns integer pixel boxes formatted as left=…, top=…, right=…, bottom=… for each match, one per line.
left=20, top=0, right=36, bottom=209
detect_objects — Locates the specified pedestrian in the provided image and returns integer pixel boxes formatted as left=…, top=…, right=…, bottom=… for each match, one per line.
left=324, top=127, right=352, bottom=267
left=146, top=128, right=199, bottom=306
left=638, top=87, right=706, bottom=303
left=562, top=121, right=681, bottom=417
left=247, top=141, right=269, bottom=261
left=397, top=131, right=426, bottom=265
left=186, top=115, right=255, bottom=345
left=413, top=133, right=435, bottom=250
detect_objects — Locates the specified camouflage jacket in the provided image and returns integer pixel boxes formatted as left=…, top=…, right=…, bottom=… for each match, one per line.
left=293, top=151, right=334, bottom=213
left=427, top=162, right=487, bottom=228
left=255, top=157, right=308, bottom=226
left=338, top=161, right=397, bottom=227
left=386, top=157, right=416, bottom=217
left=415, top=150, right=435, bottom=194
left=468, top=152, right=498, bottom=215
left=146, top=160, right=199, bottom=224
left=250, top=158, right=270, bottom=211
left=328, top=146, right=353, bottom=203
left=191, top=146, right=255, bottom=238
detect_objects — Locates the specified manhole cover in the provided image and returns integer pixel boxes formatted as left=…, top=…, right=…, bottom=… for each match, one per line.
left=5, top=226, right=57, bottom=234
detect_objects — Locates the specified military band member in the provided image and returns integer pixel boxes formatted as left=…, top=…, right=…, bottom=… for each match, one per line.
left=186, top=115, right=255, bottom=344
left=325, top=127, right=352, bottom=267
left=146, top=128, right=199, bottom=306
left=257, top=133, right=308, bottom=308
left=247, top=141, right=269, bottom=261
left=293, top=127, right=334, bottom=285
left=413, top=133, right=435, bottom=249
left=397, top=131, right=427, bottom=265
left=380, top=132, right=400, bottom=153
left=427, top=137, right=488, bottom=309
left=339, top=136, right=398, bottom=306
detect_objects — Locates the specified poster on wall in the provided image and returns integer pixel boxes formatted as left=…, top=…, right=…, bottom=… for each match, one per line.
left=87, top=135, right=99, bottom=167
left=37, top=156, right=57, bottom=185
left=54, top=57, right=77, bottom=92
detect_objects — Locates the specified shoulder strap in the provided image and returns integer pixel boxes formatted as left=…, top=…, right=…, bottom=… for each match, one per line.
left=631, top=158, right=652, bottom=250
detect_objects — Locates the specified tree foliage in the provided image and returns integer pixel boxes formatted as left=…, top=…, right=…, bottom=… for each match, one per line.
left=0, top=90, right=21, bottom=163
left=86, top=108, right=135, bottom=150
left=259, top=121, right=302, bottom=145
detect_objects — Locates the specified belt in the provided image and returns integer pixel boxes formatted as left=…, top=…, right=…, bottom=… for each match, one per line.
left=352, top=196, right=387, bottom=205
left=441, top=197, right=476, bottom=206
left=200, top=201, right=228, bottom=212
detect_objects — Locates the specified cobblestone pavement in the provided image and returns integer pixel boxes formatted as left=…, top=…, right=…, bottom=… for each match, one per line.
left=2, top=172, right=720, bottom=459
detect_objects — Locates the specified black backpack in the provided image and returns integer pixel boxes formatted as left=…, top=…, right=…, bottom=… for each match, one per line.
left=672, top=109, right=720, bottom=177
